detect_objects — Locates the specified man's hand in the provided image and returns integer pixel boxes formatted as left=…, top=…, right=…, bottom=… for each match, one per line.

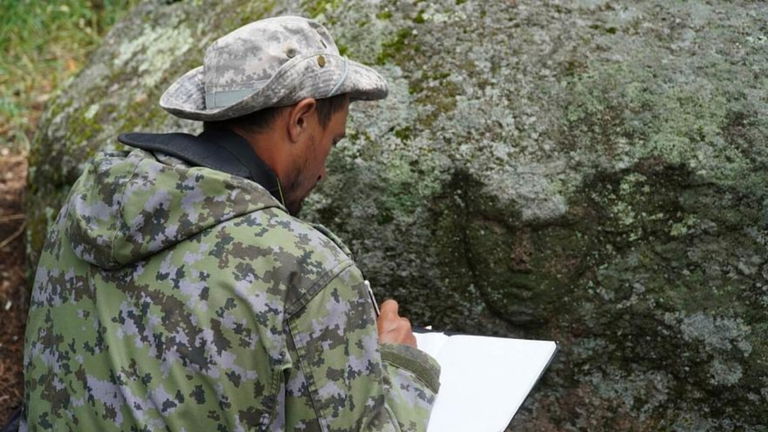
left=377, top=299, right=417, bottom=347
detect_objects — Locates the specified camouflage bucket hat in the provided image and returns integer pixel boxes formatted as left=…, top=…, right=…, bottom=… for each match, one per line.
left=160, top=16, right=388, bottom=121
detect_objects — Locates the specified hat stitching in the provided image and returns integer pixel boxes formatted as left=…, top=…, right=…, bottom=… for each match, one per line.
left=328, top=56, right=349, bottom=97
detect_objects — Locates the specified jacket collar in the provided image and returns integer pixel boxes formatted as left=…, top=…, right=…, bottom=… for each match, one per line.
left=197, top=128, right=286, bottom=205
left=118, top=128, right=286, bottom=206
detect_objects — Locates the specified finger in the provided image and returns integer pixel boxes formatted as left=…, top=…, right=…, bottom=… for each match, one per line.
left=379, top=299, right=399, bottom=317
left=399, top=317, right=411, bottom=331
left=377, top=314, right=399, bottom=331
left=404, top=332, right=417, bottom=348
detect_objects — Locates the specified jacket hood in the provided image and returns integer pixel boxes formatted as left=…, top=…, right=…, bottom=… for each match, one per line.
left=66, top=149, right=284, bottom=269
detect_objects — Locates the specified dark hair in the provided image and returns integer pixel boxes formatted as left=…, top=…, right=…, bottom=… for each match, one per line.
left=203, top=94, right=347, bottom=134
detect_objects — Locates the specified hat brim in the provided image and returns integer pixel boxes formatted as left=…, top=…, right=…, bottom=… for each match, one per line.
left=160, top=54, right=388, bottom=121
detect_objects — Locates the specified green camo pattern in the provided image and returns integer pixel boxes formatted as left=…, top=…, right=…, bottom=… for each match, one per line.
left=22, top=148, right=439, bottom=431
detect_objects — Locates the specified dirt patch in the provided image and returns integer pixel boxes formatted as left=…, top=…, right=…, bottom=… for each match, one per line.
left=0, top=151, right=28, bottom=424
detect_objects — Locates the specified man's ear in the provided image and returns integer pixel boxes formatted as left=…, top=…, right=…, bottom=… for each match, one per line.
left=287, top=98, right=318, bottom=143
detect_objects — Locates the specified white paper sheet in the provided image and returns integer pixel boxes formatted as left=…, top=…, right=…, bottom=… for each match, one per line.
left=414, top=332, right=557, bottom=432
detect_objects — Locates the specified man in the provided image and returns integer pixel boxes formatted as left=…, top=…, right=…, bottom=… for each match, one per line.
left=21, top=16, right=439, bottom=431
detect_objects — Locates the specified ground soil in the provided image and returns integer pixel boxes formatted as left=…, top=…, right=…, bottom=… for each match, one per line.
left=0, top=151, right=27, bottom=425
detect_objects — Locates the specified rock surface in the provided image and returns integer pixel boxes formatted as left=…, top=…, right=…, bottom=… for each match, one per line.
left=28, top=0, right=768, bottom=429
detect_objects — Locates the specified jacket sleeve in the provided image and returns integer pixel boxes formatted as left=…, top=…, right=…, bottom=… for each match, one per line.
left=286, top=262, right=440, bottom=431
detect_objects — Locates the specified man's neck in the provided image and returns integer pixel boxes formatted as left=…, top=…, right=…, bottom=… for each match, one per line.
left=197, top=128, right=287, bottom=206
left=231, top=126, right=289, bottom=184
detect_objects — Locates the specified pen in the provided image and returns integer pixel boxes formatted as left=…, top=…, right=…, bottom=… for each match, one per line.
left=364, top=280, right=380, bottom=317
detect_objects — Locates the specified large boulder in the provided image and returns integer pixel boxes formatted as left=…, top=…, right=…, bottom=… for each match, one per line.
left=28, top=0, right=768, bottom=429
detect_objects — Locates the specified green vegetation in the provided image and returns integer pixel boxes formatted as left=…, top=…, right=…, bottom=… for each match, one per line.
left=0, top=0, right=138, bottom=152
left=301, top=0, right=344, bottom=19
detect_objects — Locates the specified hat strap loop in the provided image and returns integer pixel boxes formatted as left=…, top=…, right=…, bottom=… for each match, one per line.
left=328, top=56, right=349, bottom=97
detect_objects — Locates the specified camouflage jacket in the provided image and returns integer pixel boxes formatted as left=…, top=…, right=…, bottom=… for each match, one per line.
left=22, top=147, right=440, bottom=431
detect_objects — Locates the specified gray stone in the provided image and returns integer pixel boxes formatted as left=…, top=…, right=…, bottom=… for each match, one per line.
left=27, top=0, right=768, bottom=430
